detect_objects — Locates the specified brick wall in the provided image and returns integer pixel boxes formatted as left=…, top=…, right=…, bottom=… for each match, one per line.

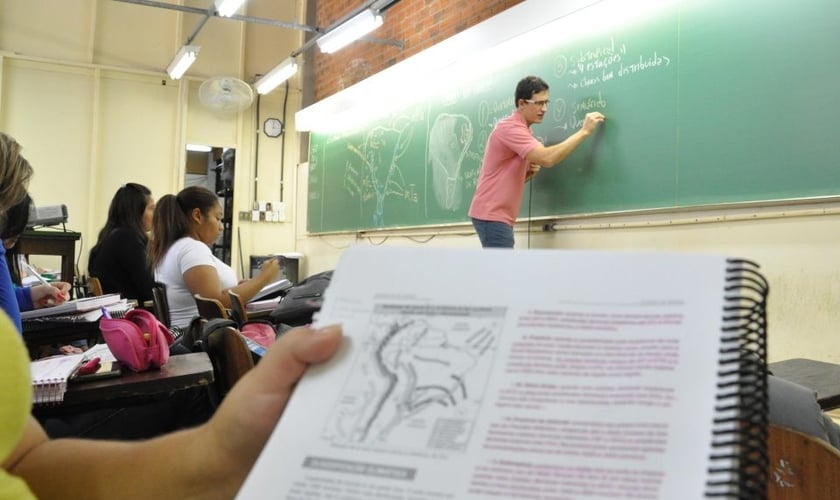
left=312, top=0, right=524, bottom=102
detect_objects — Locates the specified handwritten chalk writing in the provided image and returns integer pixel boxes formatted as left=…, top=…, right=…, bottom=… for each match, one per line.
left=619, top=52, right=671, bottom=76
left=344, top=175, right=360, bottom=197
left=553, top=54, right=569, bottom=78
left=570, top=37, right=621, bottom=63
left=478, top=98, right=512, bottom=128
left=584, top=52, right=623, bottom=72
left=551, top=98, right=568, bottom=123
left=563, top=37, right=671, bottom=95
left=574, top=92, right=607, bottom=113
left=475, top=130, right=489, bottom=155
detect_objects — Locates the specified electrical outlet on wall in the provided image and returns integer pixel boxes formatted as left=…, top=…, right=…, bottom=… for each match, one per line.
left=242, top=201, right=287, bottom=223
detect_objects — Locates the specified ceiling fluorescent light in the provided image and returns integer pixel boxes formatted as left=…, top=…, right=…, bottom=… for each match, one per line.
left=166, top=45, right=199, bottom=79
left=255, top=57, right=298, bottom=94
left=317, top=9, right=384, bottom=54
left=215, top=0, right=247, bottom=17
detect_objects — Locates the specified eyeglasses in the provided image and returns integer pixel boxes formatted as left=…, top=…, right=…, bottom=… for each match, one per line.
left=524, top=99, right=550, bottom=107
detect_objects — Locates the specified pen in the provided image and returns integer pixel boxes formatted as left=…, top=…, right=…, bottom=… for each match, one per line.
left=22, top=261, right=51, bottom=287
left=24, top=261, right=68, bottom=305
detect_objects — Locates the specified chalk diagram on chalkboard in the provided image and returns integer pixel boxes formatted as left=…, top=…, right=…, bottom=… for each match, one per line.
left=427, top=113, right=474, bottom=211
left=322, top=305, right=502, bottom=453
left=344, top=123, right=417, bottom=227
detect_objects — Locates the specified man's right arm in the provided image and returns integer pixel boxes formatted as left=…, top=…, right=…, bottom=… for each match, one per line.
left=527, top=111, right=605, bottom=167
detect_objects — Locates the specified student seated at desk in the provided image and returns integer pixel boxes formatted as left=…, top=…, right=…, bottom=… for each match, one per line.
left=769, top=374, right=840, bottom=450
left=2, top=192, right=77, bottom=355
left=149, top=186, right=281, bottom=330
left=0, top=191, right=70, bottom=334
left=88, top=183, right=156, bottom=304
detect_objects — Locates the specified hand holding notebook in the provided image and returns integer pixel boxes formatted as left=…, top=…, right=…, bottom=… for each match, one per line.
left=239, top=247, right=769, bottom=499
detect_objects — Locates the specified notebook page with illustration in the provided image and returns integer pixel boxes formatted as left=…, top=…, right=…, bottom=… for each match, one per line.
left=238, top=246, right=767, bottom=499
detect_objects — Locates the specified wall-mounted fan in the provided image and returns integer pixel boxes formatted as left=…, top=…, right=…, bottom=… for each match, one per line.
left=198, top=76, right=254, bottom=114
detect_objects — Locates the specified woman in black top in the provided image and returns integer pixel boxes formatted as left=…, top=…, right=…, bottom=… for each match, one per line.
left=88, top=183, right=155, bottom=303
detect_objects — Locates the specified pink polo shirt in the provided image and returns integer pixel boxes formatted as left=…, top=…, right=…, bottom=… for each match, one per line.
left=468, top=111, right=540, bottom=225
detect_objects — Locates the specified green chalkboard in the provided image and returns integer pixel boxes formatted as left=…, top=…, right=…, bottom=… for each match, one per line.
left=307, top=0, right=840, bottom=233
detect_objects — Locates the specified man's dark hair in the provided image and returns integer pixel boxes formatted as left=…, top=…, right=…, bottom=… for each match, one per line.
left=515, top=76, right=549, bottom=106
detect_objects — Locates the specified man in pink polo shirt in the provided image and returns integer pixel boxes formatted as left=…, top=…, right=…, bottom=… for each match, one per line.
left=468, top=76, right=605, bottom=248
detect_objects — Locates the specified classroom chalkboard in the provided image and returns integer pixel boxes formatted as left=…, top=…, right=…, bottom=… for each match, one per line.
left=307, top=0, right=840, bottom=233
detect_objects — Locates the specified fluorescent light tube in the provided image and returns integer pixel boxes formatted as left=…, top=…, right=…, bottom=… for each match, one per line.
left=186, top=144, right=212, bottom=152
left=215, top=0, right=247, bottom=17
left=317, top=9, right=383, bottom=54
left=255, top=58, right=298, bottom=94
left=166, top=45, right=199, bottom=80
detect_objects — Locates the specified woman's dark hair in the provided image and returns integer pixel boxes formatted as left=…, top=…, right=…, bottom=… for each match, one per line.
left=514, top=75, right=549, bottom=106
left=1, top=192, right=32, bottom=241
left=1, top=193, right=33, bottom=285
left=89, top=183, right=152, bottom=260
left=149, top=186, right=219, bottom=267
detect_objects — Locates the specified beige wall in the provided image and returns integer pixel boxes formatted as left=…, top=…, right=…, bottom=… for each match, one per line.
left=0, top=0, right=303, bottom=276
left=2, top=0, right=839, bottom=366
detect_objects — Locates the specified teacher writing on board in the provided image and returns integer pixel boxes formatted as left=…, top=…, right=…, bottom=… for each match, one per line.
left=468, top=75, right=605, bottom=248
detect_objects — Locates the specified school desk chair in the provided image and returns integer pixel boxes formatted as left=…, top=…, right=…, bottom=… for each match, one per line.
left=768, top=423, right=840, bottom=499
left=86, top=276, right=103, bottom=297
left=193, top=293, right=230, bottom=321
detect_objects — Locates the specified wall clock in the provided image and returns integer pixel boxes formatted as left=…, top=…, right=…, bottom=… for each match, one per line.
left=263, top=117, right=284, bottom=138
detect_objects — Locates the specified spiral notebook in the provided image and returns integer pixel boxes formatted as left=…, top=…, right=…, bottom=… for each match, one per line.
left=30, top=353, right=85, bottom=405
left=239, top=247, right=769, bottom=499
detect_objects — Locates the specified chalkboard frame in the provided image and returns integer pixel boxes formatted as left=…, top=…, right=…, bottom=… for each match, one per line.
left=306, top=0, right=840, bottom=234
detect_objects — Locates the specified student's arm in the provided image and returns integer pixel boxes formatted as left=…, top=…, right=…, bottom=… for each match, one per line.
left=7, top=325, right=343, bottom=500
left=12, top=286, right=32, bottom=312
left=226, top=257, right=281, bottom=304
left=526, top=111, right=605, bottom=167
left=183, top=257, right=280, bottom=308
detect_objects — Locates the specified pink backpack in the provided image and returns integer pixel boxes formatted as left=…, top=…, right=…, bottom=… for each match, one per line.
left=240, top=322, right=277, bottom=348
left=100, top=309, right=174, bottom=372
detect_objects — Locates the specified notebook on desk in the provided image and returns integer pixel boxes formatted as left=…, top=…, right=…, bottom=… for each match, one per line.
left=20, top=293, right=123, bottom=320
left=30, top=353, right=85, bottom=404
left=250, top=278, right=293, bottom=302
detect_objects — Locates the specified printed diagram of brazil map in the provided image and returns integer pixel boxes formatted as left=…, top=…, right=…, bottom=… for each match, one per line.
left=322, top=304, right=504, bottom=454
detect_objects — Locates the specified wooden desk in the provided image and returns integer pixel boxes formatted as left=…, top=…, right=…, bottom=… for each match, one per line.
left=34, top=352, right=213, bottom=416
left=18, top=229, right=81, bottom=287
left=769, top=358, right=840, bottom=410
left=22, top=319, right=102, bottom=357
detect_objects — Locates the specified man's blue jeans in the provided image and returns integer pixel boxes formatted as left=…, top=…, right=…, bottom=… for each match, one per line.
left=471, top=218, right=514, bottom=248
